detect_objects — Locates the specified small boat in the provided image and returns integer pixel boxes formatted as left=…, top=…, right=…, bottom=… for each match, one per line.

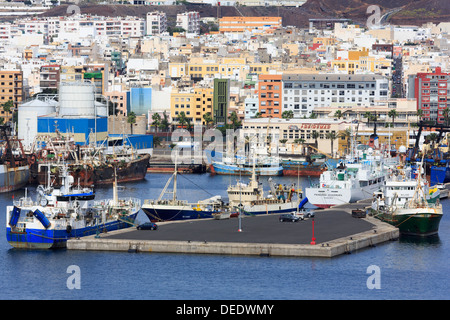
left=371, top=164, right=443, bottom=237
left=6, top=165, right=140, bottom=249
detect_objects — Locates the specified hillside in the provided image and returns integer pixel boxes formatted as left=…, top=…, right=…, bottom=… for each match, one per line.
left=24, top=0, right=450, bottom=28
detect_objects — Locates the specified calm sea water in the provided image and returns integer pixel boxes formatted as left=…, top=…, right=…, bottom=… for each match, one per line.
left=1, top=173, right=449, bottom=300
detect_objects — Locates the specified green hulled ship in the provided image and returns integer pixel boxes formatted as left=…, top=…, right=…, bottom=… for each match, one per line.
left=371, top=164, right=443, bottom=236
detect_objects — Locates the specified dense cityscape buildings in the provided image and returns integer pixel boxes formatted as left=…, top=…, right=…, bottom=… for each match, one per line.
left=0, top=2, right=449, bottom=156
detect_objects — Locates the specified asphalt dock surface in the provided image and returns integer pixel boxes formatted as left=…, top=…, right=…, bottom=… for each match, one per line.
left=68, top=200, right=399, bottom=257
left=104, top=202, right=374, bottom=245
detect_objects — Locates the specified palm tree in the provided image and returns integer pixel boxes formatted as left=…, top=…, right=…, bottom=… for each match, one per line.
left=427, top=132, right=439, bottom=150
left=388, top=109, right=398, bottom=128
left=127, top=111, right=136, bottom=135
left=334, top=110, right=343, bottom=119
left=339, top=128, right=352, bottom=155
left=364, top=111, right=372, bottom=128
left=228, top=111, right=241, bottom=129
left=203, top=112, right=214, bottom=128
left=160, top=111, right=170, bottom=132
left=151, top=113, right=161, bottom=132
left=311, top=131, right=320, bottom=149
left=326, top=131, right=339, bottom=158
left=177, top=111, right=187, bottom=129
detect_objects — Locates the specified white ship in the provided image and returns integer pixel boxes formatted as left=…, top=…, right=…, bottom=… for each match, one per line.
left=227, top=162, right=301, bottom=215
left=305, top=159, right=390, bottom=208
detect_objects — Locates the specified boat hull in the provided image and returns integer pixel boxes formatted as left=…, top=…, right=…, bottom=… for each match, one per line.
left=210, top=163, right=283, bottom=176
left=305, top=182, right=383, bottom=208
left=6, top=212, right=138, bottom=249
left=32, top=154, right=150, bottom=186
left=375, top=209, right=442, bottom=236
left=0, top=164, right=30, bottom=193
left=141, top=205, right=217, bottom=222
left=430, top=165, right=450, bottom=186
left=281, top=161, right=325, bottom=177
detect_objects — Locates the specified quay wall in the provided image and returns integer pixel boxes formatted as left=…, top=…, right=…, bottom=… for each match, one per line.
left=67, top=216, right=399, bottom=258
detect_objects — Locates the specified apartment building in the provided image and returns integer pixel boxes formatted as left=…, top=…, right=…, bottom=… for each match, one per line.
left=408, top=67, right=450, bottom=124
left=40, top=65, right=60, bottom=92
left=146, top=11, right=167, bottom=36
left=258, top=74, right=282, bottom=118
left=281, top=74, right=389, bottom=117
left=219, top=16, right=282, bottom=33
left=176, top=11, right=200, bottom=34
left=0, top=70, right=23, bottom=123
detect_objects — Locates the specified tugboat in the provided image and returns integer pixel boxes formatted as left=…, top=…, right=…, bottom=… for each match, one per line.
left=6, top=165, right=141, bottom=249
left=371, top=163, right=443, bottom=236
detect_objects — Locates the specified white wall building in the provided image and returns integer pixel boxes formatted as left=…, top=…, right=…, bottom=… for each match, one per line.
left=146, top=11, right=167, bottom=36
left=176, top=11, right=200, bottom=35
left=281, top=74, right=389, bottom=117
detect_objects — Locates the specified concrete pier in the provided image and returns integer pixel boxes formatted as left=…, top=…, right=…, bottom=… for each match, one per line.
left=67, top=200, right=399, bottom=258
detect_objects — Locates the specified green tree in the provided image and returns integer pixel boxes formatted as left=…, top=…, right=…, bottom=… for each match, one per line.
left=334, top=110, right=343, bottom=119
left=326, top=131, right=339, bottom=158
left=282, top=110, right=294, bottom=119
left=311, top=130, right=320, bottom=149
left=151, top=113, right=161, bottom=132
left=177, top=111, right=188, bottom=129
left=228, top=111, right=241, bottom=129
left=127, top=112, right=136, bottom=134
left=388, top=109, right=398, bottom=127
left=203, top=112, right=214, bottom=128
left=160, top=111, right=170, bottom=132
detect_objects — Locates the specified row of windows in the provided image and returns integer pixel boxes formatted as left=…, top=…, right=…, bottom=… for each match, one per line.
left=284, top=82, right=377, bottom=89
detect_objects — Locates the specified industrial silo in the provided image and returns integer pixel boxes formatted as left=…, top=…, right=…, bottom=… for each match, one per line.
left=58, top=82, right=96, bottom=117
left=18, top=98, right=57, bottom=149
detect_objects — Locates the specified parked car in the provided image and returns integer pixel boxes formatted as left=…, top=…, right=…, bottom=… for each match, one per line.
left=279, top=213, right=301, bottom=222
left=137, top=222, right=158, bottom=230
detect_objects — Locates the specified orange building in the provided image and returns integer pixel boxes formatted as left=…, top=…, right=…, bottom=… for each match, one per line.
left=258, top=74, right=282, bottom=118
left=219, top=16, right=282, bottom=33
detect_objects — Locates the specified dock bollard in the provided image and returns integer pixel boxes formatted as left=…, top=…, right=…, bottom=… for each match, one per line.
left=310, top=218, right=316, bottom=245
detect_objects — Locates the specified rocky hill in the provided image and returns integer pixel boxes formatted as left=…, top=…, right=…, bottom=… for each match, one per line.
left=25, top=0, right=450, bottom=28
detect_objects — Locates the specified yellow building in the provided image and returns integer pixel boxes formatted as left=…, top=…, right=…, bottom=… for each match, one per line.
left=0, top=70, right=23, bottom=123
left=337, top=128, right=408, bottom=156
left=171, top=86, right=214, bottom=125
left=332, top=49, right=391, bottom=75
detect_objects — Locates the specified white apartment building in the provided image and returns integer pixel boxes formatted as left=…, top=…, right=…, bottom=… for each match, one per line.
left=244, top=96, right=259, bottom=119
left=176, top=11, right=200, bottom=35
left=10, top=15, right=145, bottom=39
left=146, top=11, right=167, bottom=36
left=281, top=74, right=389, bottom=117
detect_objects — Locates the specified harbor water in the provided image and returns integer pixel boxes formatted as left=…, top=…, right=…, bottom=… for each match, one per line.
left=1, top=173, right=449, bottom=300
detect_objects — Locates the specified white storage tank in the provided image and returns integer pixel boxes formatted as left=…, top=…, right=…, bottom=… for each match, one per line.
left=59, top=82, right=95, bottom=117
left=95, top=101, right=108, bottom=117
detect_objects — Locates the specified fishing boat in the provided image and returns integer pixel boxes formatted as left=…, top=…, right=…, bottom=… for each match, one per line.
left=371, top=164, right=443, bottom=236
left=6, top=165, right=141, bottom=249
left=28, top=130, right=150, bottom=186
left=0, top=126, right=29, bottom=193
left=305, top=158, right=390, bottom=208
left=141, top=160, right=224, bottom=221
left=227, top=161, right=301, bottom=215
left=210, top=157, right=283, bottom=176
